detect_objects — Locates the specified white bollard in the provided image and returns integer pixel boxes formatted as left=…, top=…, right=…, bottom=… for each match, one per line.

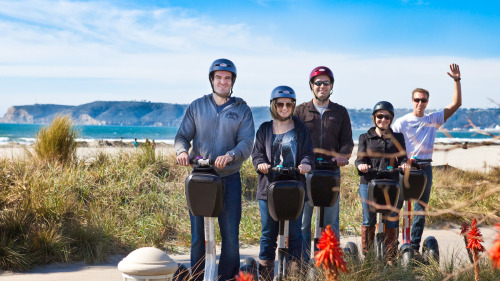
left=118, top=247, right=179, bottom=281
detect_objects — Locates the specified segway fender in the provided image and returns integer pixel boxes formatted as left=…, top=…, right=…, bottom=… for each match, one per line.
left=422, top=236, right=439, bottom=264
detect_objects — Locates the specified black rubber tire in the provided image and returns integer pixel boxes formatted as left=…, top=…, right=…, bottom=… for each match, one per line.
left=399, top=243, right=413, bottom=268
left=306, top=258, right=318, bottom=281
left=240, top=257, right=258, bottom=281
left=422, top=236, right=439, bottom=264
left=343, top=242, right=359, bottom=261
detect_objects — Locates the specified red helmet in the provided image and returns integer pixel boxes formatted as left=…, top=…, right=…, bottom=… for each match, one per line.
left=309, top=66, right=334, bottom=84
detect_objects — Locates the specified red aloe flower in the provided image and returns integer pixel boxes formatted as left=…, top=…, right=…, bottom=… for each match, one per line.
left=235, top=271, right=254, bottom=281
left=467, top=218, right=485, bottom=253
left=488, top=222, right=500, bottom=269
left=315, top=225, right=348, bottom=281
left=466, top=218, right=485, bottom=281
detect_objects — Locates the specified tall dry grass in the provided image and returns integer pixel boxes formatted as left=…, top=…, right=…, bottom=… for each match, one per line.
left=33, top=115, right=78, bottom=164
left=0, top=144, right=498, bottom=278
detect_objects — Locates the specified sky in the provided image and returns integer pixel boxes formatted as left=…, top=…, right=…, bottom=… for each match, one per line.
left=1, top=0, right=499, bottom=117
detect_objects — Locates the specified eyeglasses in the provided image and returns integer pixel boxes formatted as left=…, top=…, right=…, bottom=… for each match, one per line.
left=413, top=98, right=428, bottom=103
left=312, top=81, right=331, bottom=86
left=276, top=102, right=294, bottom=109
left=375, top=114, right=392, bottom=120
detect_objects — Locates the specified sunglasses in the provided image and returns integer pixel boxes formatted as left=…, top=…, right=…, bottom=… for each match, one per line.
left=312, top=81, right=331, bottom=86
left=276, top=102, right=294, bottom=109
left=413, top=98, right=428, bottom=103
left=375, top=114, right=392, bottom=120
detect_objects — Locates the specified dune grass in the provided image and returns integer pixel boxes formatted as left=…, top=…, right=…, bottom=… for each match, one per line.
left=32, top=115, right=78, bottom=164
left=0, top=138, right=499, bottom=279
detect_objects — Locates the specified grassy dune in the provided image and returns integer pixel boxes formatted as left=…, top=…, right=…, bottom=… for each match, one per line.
left=0, top=117, right=499, bottom=279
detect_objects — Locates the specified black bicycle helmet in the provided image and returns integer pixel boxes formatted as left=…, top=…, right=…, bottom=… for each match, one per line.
left=372, top=101, right=394, bottom=117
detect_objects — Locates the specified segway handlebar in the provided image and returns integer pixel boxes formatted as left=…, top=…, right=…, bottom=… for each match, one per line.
left=366, top=167, right=402, bottom=176
left=315, top=158, right=340, bottom=170
left=271, top=166, right=300, bottom=174
left=410, top=158, right=432, bottom=169
left=189, top=158, right=213, bottom=166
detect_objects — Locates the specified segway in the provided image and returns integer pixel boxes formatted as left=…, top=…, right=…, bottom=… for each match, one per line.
left=366, top=167, right=401, bottom=261
left=399, top=158, right=439, bottom=266
left=305, top=158, right=357, bottom=280
left=268, top=165, right=305, bottom=281
left=185, top=157, right=224, bottom=281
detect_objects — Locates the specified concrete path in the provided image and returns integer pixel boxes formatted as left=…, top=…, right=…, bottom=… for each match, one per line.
left=0, top=225, right=496, bottom=281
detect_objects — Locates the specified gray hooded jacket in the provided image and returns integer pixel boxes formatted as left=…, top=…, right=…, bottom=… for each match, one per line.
left=174, top=94, right=255, bottom=177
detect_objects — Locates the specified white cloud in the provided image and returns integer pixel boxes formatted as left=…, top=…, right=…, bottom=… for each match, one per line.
left=0, top=0, right=498, bottom=117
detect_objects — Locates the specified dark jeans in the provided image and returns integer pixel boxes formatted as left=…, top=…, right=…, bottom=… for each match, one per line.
left=411, top=165, right=433, bottom=251
left=258, top=199, right=303, bottom=261
left=189, top=172, right=242, bottom=281
left=358, top=183, right=400, bottom=228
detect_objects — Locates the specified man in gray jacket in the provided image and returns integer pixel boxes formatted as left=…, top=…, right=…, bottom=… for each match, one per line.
left=175, top=58, right=255, bottom=281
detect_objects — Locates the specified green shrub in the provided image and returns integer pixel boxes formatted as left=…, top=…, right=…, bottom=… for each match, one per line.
left=33, top=115, right=78, bottom=164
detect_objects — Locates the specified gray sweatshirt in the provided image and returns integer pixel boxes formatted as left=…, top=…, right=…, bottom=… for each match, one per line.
left=174, top=94, right=255, bottom=177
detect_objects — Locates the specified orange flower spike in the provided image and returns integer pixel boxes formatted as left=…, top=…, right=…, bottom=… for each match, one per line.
left=488, top=222, right=500, bottom=269
left=467, top=218, right=485, bottom=253
left=235, top=271, right=254, bottom=281
left=314, top=225, right=348, bottom=274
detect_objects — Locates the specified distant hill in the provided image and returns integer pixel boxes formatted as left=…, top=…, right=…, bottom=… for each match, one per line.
left=1, top=101, right=498, bottom=130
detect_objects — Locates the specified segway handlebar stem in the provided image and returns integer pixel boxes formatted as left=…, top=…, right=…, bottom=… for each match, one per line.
left=189, top=158, right=213, bottom=166
left=271, top=166, right=300, bottom=173
left=314, top=158, right=339, bottom=170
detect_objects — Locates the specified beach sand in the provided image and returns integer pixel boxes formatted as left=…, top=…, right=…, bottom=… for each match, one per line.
left=1, top=141, right=498, bottom=171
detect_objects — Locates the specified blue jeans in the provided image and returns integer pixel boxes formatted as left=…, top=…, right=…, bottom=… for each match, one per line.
left=411, top=165, right=433, bottom=251
left=301, top=169, right=340, bottom=259
left=189, top=172, right=242, bottom=281
left=358, top=183, right=400, bottom=228
left=258, top=199, right=303, bottom=261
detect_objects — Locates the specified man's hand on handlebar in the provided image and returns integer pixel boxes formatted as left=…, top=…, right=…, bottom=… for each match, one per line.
left=357, top=163, right=371, bottom=173
left=214, top=155, right=233, bottom=169
left=333, top=156, right=349, bottom=166
left=177, top=151, right=190, bottom=166
left=298, top=164, right=311, bottom=174
left=257, top=163, right=272, bottom=174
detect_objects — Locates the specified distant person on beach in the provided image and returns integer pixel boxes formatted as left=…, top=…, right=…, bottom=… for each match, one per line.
left=251, top=86, right=314, bottom=280
left=145, top=138, right=151, bottom=147
left=355, top=101, right=410, bottom=265
left=294, top=66, right=354, bottom=258
left=392, top=63, right=462, bottom=258
left=132, top=138, right=139, bottom=148
left=174, top=58, right=254, bottom=281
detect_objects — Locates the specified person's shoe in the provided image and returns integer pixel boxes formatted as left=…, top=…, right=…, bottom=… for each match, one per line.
left=412, top=251, right=425, bottom=264
left=258, top=260, right=275, bottom=281
left=384, top=228, right=399, bottom=264
left=288, top=259, right=302, bottom=278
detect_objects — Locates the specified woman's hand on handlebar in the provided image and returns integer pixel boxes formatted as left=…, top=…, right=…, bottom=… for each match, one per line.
left=298, top=164, right=311, bottom=174
left=177, top=152, right=190, bottom=166
left=257, top=163, right=272, bottom=174
left=400, top=162, right=411, bottom=172
left=357, top=163, right=371, bottom=173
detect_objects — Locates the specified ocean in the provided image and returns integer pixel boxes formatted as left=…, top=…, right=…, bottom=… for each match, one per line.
left=0, top=123, right=498, bottom=145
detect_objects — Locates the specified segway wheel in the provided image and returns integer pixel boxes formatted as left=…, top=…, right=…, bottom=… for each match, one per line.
left=306, top=258, right=319, bottom=281
left=173, top=263, right=190, bottom=281
left=422, top=236, right=439, bottom=265
left=240, top=257, right=258, bottom=281
left=399, top=244, right=413, bottom=268
left=375, top=233, right=386, bottom=261
left=343, top=242, right=359, bottom=262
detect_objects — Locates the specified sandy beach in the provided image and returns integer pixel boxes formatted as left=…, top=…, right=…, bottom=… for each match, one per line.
left=1, top=141, right=499, bottom=171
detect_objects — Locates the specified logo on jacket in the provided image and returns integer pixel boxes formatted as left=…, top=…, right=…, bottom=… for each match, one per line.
left=226, top=112, right=239, bottom=120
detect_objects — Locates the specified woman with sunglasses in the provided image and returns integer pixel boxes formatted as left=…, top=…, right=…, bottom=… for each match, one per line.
left=251, top=85, right=314, bottom=280
left=355, top=101, right=410, bottom=265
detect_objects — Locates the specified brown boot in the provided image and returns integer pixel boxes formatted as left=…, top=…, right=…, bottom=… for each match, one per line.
left=385, top=227, right=399, bottom=265
left=361, top=226, right=376, bottom=255
left=258, top=260, right=275, bottom=281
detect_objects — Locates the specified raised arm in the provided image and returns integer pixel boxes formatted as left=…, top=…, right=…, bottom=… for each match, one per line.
left=444, top=63, right=462, bottom=121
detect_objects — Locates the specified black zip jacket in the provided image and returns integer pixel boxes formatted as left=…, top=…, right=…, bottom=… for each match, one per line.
left=355, top=127, right=407, bottom=184
left=251, top=116, right=314, bottom=200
